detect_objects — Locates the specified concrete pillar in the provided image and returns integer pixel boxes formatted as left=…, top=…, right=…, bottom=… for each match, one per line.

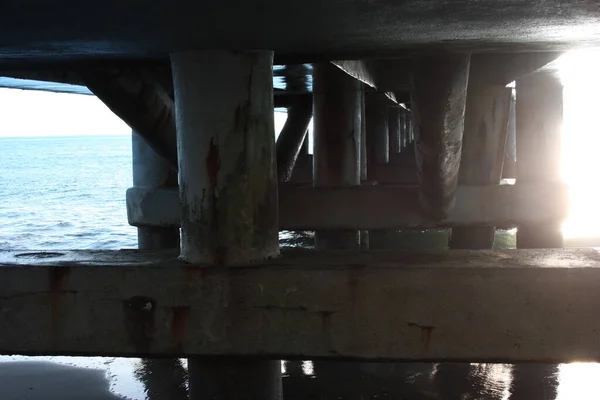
left=359, top=90, right=370, bottom=250
left=313, top=63, right=362, bottom=250
left=407, top=111, right=414, bottom=143
left=449, top=83, right=512, bottom=250
left=516, top=72, right=563, bottom=248
left=360, top=89, right=371, bottom=250
left=171, top=50, right=281, bottom=400
left=399, top=108, right=407, bottom=151
left=360, top=91, right=368, bottom=182
left=388, top=107, right=401, bottom=156
left=503, top=90, right=517, bottom=179
left=131, top=131, right=180, bottom=250
left=411, top=54, right=470, bottom=220
left=366, top=92, right=390, bottom=165
left=276, top=96, right=312, bottom=182
left=132, top=131, right=185, bottom=398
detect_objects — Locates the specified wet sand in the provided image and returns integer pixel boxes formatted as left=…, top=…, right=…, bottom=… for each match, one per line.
left=0, top=362, right=124, bottom=400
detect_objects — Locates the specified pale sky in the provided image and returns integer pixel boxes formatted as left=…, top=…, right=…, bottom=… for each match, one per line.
left=0, top=88, right=289, bottom=137
left=0, top=88, right=130, bottom=137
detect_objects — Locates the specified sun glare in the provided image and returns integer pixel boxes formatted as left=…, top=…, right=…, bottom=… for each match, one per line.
left=558, top=50, right=600, bottom=239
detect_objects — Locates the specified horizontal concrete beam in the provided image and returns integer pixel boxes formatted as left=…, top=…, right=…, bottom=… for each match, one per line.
left=331, top=53, right=560, bottom=94
left=1, top=248, right=600, bottom=362
left=331, top=60, right=377, bottom=88
left=332, top=59, right=412, bottom=93
left=77, top=68, right=179, bottom=170
left=126, top=183, right=568, bottom=230
left=470, top=52, right=562, bottom=86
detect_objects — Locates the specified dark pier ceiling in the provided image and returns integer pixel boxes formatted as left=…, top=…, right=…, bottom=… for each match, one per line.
left=2, top=0, right=600, bottom=62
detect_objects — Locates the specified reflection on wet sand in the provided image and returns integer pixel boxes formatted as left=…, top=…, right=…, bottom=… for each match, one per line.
left=135, top=359, right=188, bottom=400
left=0, top=356, right=596, bottom=399
left=283, top=362, right=562, bottom=400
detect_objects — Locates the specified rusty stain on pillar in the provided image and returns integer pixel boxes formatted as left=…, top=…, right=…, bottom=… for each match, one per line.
left=366, top=92, right=390, bottom=165
left=411, top=54, right=471, bottom=219
left=516, top=71, right=564, bottom=249
left=171, top=50, right=281, bottom=399
left=450, top=80, right=512, bottom=250
left=313, top=63, right=362, bottom=249
left=276, top=96, right=313, bottom=182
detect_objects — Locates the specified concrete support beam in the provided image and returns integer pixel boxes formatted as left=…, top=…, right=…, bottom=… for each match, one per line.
left=3, top=248, right=600, bottom=362
left=78, top=68, right=178, bottom=170
left=331, top=60, right=377, bottom=88
left=366, top=92, right=390, bottom=165
left=411, top=55, right=470, bottom=219
left=171, top=50, right=281, bottom=399
left=469, top=52, right=562, bottom=87
left=313, top=63, right=362, bottom=249
left=516, top=71, right=564, bottom=249
left=450, top=82, right=512, bottom=249
left=126, top=183, right=568, bottom=230
left=367, top=162, right=418, bottom=184
left=276, top=96, right=312, bottom=182
left=279, top=183, right=567, bottom=231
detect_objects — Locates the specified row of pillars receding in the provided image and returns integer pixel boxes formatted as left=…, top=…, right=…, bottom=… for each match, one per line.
left=129, top=50, right=563, bottom=399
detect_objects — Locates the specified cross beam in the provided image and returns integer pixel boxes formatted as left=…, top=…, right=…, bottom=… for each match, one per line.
left=0, top=248, right=599, bottom=362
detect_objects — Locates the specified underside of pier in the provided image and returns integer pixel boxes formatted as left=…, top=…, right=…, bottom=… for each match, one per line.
left=1, top=1, right=597, bottom=398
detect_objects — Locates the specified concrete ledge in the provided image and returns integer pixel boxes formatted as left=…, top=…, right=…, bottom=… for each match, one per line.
left=0, top=248, right=600, bottom=361
left=126, top=187, right=181, bottom=228
left=126, top=183, right=568, bottom=230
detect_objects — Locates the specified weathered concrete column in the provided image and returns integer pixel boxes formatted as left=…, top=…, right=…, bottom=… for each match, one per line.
left=360, top=91, right=368, bottom=182
left=449, top=82, right=512, bottom=249
left=411, top=55, right=471, bottom=219
left=359, top=90, right=370, bottom=250
left=132, top=130, right=185, bottom=398
left=503, top=90, right=517, bottom=179
left=366, top=92, right=390, bottom=165
left=399, top=108, right=407, bottom=151
left=313, top=63, right=362, bottom=249
left=407, top=111, right=414, bottom=143
left=388, top=107, right=401, bottom=155
left=171, top=50, right=281, bottom=399
left=131, top=131, right=180, bottom=250
left=516, top=71, right=563, bottom=248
